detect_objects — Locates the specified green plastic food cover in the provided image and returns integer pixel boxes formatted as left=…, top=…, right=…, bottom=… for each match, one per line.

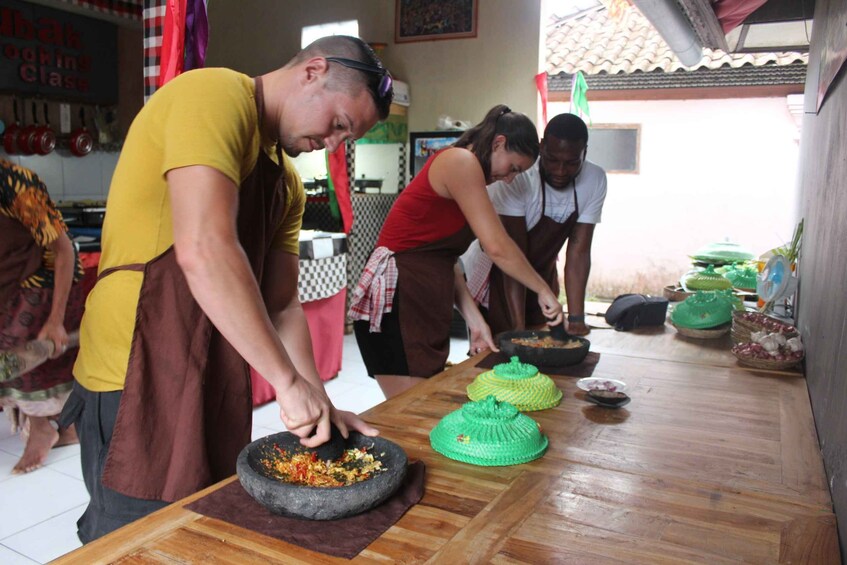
left=671, top=289, right=742, bottom=329
left=723, top=263, right=759, bottom=291
left=682, top=264, right=732, bottom=291
left=691, top=241, right=755, bottom=264
left=429, top=396, right=548, bottom=466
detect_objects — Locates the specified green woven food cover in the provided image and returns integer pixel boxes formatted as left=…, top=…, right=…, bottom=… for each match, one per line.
left=681, top=265, right=732, bottom=291
left=723, top=263, right=758, bottom=291
left=429, top=396, right=548, bottom=466
left=715, top=260, right=757, bottom=274
left=468, top=357, right=562, bottom=411
left=691, top=242, right=755, bottom=263
left=493, top=356, right=538, bottom=380
left=671, top=289, right=741, bottom=329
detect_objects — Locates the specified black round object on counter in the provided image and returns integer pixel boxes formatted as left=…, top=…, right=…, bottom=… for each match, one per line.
left=236, top=431, right=408, bottom=520
left=586, top=389, right=631, bottom=408
left=497, top=330, right=591, bottom=367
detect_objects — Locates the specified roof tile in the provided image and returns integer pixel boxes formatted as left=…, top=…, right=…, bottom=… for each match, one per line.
left=546, top=6, right=808, bottom=76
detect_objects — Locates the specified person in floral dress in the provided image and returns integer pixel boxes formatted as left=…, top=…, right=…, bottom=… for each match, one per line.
left=0, top=159, right=84, bottom=473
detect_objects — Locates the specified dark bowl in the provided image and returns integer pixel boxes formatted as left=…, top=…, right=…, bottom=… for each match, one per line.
left=236, top=431, right=408, bottom=520
left=497, top=330, right=591, bottom=367
left=587, top=389, right=630, bottom=407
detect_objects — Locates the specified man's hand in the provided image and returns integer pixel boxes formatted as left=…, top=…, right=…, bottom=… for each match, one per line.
left=275, top=376, right=332, bottom=445
left=567, top=320, right=591, bottom=336
left=331, top=408, right=380, bottom=438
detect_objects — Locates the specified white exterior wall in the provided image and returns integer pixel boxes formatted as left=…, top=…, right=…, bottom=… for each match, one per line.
left=548, top=97, right=801, bottom=294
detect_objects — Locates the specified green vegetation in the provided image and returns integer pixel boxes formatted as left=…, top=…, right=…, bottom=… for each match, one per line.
left=775, top=219, right=804, bottom=263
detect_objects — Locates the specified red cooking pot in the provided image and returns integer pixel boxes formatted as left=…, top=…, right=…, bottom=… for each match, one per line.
left=16, top=102, right=40, bottom=156
left=3, top=99, right=22, bottom=155
left=69, top=107, right=93, bottom=157
left=34, top=102, right=56, bottom=156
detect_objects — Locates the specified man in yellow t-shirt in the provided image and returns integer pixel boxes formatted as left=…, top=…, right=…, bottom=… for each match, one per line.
left=64, top=35, right=393, bottom=542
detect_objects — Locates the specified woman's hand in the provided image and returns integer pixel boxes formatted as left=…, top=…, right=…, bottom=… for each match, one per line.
left=37, top=319, right=69, bottom=359
left=538, top=289, right=563, bottom=327
left=468, top=321, right=498, bottom=356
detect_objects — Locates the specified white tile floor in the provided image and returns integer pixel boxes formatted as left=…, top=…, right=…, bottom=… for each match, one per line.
left=0, top=332, right=471, bottom=563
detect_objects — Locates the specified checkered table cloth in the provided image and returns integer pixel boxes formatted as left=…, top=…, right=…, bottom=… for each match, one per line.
left=299, top=254, right=347, bottom=303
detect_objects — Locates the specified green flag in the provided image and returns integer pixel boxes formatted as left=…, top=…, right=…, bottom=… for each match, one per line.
left=570, top=71, right=591, bottom=124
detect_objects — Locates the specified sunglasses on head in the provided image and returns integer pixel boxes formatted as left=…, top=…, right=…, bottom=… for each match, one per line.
left=324, top=56, right=393, bottom=99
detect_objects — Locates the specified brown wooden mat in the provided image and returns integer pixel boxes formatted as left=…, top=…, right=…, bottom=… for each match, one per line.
left=185, top=461, right=425, bottom=559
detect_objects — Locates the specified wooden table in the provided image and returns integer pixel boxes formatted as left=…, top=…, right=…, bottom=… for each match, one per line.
left=53, top=329, right=838, bottom=564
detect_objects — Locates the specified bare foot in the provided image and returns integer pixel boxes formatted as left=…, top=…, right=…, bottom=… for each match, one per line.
left=54, top=423, right=79, bottom=448
left=12, top=416, right=59, bottom=474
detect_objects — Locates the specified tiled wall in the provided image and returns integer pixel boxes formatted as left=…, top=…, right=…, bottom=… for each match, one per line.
left=0, top=149, right=119, bottom=203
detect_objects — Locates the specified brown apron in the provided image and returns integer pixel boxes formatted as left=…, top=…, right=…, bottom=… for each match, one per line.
left=488, top=178, right=579, bottom=333
left=0, top=214, right=43, bottom=308
left=394, top=225, right=475, bottom=377
left=99, top=76, right=287, bottom=502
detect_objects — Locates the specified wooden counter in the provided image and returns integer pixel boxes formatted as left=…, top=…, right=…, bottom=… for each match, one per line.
left=53, top=329, right=838, bottom=564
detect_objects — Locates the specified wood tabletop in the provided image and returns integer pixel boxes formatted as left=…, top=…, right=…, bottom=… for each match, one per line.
left=53, top=329, right=838, bottom=564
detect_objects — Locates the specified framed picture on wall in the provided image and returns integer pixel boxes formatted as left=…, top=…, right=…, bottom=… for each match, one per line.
left=395, top=0, right=478, bottom=43
left=408, top=131, right=463, bottom=178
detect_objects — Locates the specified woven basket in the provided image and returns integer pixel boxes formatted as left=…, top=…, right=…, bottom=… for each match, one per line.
left=467, top=370, right=562, bottom=411
left=429, top=396, right=548, bottom=467
left=467, top=357, right=562, bottom=411
left=672, top=321, right=731, bottom=339
left=732, top=350, right=803, bottom=371
left=730, top=328, right=750, bottom=345
left=663, top=285, right=692, bottom=302
left=731, top=311, right=798, bottom=345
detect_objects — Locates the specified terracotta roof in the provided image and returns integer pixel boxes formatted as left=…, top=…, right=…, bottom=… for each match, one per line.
left=547, top=62, right=808, bottom=92
left=546, top=6, right=808, bottom=77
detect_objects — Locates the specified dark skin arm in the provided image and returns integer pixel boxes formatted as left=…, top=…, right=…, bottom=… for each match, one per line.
left=563, top=222, right=596, bottom=336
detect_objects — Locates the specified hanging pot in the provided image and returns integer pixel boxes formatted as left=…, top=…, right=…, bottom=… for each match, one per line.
left=34, top=102, right=56, bottom=156
left=16, top=101, right=39, bottom=156
left=69, top=107, right=93, bottom=157
left=3, top=99, right=22, bottom=154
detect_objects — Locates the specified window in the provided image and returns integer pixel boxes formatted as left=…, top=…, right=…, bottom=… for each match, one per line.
left=301, top=21, right=359, bottom=48
left=587, top=124, right=640, bottom=174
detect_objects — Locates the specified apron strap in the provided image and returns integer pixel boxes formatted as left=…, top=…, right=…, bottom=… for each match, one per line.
left=572, top=175, right=580, bottom=216
left=98, top=263, right=145, bottom=281
left=253, top=75, right=287, bottom=206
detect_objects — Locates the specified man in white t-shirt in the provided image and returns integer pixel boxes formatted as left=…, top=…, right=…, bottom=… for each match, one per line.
left=461, top=113, right=607, bottom=336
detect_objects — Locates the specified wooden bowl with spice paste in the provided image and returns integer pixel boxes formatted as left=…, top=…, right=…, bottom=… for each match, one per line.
left=236, top=431, right=408, bottom=520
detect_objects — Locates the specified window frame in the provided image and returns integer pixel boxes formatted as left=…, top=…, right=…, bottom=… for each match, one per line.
left=587, top=123, right=641, bottom=174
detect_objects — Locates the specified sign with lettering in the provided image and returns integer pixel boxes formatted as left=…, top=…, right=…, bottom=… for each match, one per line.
left=0, top=0, right=117, bottom=103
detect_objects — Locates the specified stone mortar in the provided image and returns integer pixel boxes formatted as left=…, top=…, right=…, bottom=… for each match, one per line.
left=236, top=431, right=408, bottom=520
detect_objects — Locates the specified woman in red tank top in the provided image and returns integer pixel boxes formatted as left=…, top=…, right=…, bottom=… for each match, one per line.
left=350, top=105, right=564, bottom=398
